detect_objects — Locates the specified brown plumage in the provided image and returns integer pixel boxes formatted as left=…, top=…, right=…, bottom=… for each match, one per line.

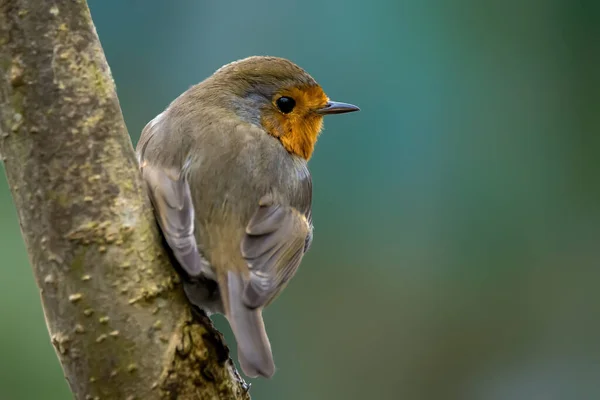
left=136, top=56, right=359, bottom=378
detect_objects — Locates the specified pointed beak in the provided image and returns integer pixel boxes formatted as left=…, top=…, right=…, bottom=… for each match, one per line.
left=316, top=101, right=360, bottom=115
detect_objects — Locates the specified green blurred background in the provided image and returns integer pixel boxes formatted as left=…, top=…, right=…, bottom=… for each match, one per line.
left=1, top=1, right=599, bottom=399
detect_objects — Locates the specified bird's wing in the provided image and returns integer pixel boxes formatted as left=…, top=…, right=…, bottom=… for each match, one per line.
left=137, top=118, right=211, bottom=280
left=241, top=192, right=313, bottom=309
left=303, top=175, right=314, bottom=253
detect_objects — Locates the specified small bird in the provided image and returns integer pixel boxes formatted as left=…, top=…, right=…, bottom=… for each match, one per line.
left=136, top=56, right=359, bottom=378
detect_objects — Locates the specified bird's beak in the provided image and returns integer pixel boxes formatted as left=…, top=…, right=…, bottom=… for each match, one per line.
left=316, top=101, right=360, bottom=115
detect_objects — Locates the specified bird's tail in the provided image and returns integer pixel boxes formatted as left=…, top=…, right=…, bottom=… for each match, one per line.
left=222, top=271, right=275, bottom=378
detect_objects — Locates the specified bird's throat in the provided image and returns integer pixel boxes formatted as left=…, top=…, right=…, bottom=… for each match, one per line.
left=279, top=130, right=316, bottom=160
left=261, top=114, right=322, bottom=160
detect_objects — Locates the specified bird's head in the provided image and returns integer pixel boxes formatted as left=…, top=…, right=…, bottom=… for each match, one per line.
left=205, top=56, right=359, bottom=160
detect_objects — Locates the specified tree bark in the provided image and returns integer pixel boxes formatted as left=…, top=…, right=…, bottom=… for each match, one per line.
left=0, top=1, right=250, bottom=399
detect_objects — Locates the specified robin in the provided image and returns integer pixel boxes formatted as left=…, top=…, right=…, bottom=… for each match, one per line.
left=137, top=56, right=359, bottom=378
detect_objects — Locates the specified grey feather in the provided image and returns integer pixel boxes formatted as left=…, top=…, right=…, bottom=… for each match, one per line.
left=140, top=161, right=212, bottom=279
left=227, top=271, right=275, bottom=378
left=241, top=196, right=310, bottom=309
left=137, top=114, right=213, bottom=280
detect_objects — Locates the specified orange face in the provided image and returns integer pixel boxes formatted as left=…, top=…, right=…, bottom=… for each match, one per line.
left=260, top=85, right=329, bottom=160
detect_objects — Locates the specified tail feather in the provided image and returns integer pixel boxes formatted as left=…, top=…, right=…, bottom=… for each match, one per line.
left=226, top=271, right=275, bottom=378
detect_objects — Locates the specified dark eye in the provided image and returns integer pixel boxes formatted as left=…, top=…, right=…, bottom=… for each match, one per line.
left=276, top=96, right=296, bottom=114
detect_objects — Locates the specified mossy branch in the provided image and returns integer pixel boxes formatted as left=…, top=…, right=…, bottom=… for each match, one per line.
left=0, top=1, right=249, bottom=399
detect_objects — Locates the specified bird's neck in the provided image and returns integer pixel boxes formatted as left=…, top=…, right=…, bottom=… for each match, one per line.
left=260, top=114, right=322, bottom=160
left=279, top=129, right=317, bottom=160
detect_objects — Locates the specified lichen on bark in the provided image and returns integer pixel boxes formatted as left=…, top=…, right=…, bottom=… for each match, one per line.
left=0, top=1, right=249, bottom=399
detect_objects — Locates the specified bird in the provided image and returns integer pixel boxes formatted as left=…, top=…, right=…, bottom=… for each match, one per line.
left=136, top=56, right=359, bottom=378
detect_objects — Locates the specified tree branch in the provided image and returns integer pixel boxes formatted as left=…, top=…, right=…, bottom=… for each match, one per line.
left=0, top=1, right=250, bottom=399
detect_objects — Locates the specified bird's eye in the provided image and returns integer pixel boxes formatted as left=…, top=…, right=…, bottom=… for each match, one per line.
left=276, top=96, right=296, bottom=114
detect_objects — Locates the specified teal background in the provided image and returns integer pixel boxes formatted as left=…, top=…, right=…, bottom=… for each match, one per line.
left=1, top=1, right=599, bottom=399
